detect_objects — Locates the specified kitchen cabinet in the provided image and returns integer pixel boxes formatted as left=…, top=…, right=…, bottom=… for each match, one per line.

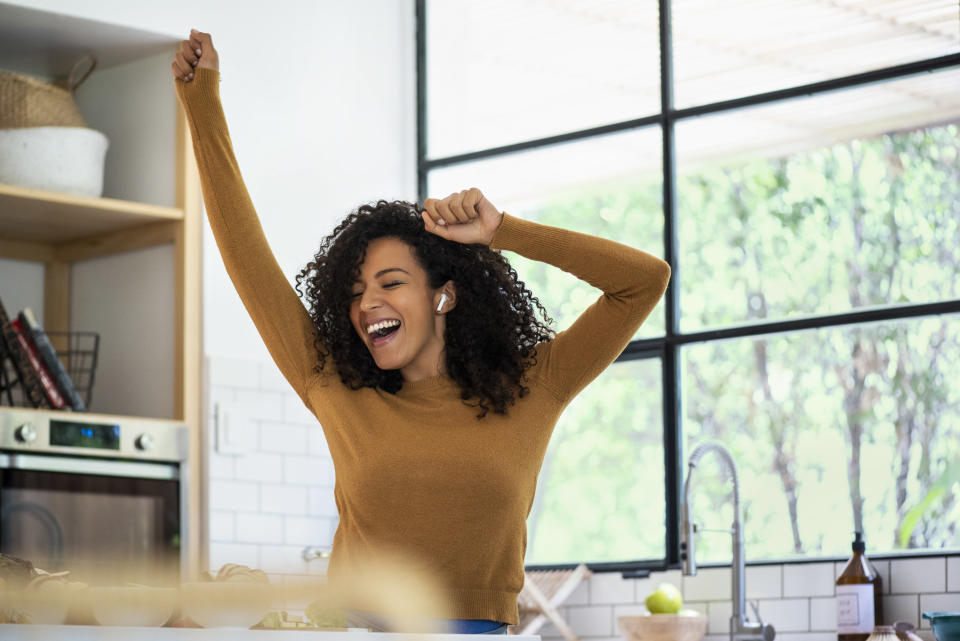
left=0, top=2, right=204, bottom=577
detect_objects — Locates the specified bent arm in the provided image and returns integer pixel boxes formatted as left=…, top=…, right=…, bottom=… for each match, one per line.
left=490, top=213, right=670, bottom=403
left=175, top=68, right=324, bottom=404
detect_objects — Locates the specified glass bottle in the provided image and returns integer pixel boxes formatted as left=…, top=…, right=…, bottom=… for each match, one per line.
left=836, top=532, right=884, bottom=641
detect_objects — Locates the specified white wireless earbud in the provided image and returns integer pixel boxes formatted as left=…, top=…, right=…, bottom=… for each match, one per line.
left=436, top=293, right=448, bottom=313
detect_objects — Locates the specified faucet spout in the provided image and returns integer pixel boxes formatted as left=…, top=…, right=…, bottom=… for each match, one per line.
left=680, top=442, right=775, bottom=641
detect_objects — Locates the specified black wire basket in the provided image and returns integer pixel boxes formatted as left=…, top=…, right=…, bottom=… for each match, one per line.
left=0, top=330, right=100, bottom=410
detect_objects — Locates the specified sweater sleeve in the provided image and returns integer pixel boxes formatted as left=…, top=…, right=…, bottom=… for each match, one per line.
left=175, top=69, right=324, bottom=405
left=490, top=213, right=671, bottom=403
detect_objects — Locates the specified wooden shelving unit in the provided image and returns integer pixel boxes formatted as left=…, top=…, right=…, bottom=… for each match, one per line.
left=0, top=2, right=205, bottom=578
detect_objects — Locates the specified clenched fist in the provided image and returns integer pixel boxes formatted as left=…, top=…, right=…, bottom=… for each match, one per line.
left=171, top=29, right=218, bottom=82
left=422, top=188, right=503, bottom=246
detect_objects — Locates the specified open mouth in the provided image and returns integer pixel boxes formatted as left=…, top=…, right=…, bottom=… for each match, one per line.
left=367, top=319, right=401, bottom=346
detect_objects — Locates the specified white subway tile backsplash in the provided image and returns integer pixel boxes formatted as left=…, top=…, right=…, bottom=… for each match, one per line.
left=260, top=422, right=309, bottom=454
left=756, top=598, right=810, bottom=633
left=891, top=558, right=946, bottom=594
left=591, top=572, right=636, bottom=605
left=707, top=599, right=732, bottom=635
left=683, top=567, right=731, bottom=601
left=285, top=516, right=329, bottom=546
left=632, top=578, right=654, bottom=605
left=747, top=565, right=782, bottom=599
left=284, top=455, right=320, bottom=485
left=651, top=569, right=684, bottom=588
left=209, top=511, right=235, bottom=542
left=209, top=542, right=259, bottom=572
left=919, top=594, right=960, bottom=628
left=260, top=544, right=310, bottom=574
left=308, top=486, right=339, bottom=518
left=947, top=557, right=960, bottom=593
left=210, top=480, right=260, bottom=512
left=259, top=361, right=291, bottom=392
left=683, top=601, right=707, bottom=618
left=208, top=452, right=235, bottom=479
left=809, top=597, right=836, bottom=631
left=284, top=392, right=319, bottom=425
left=567, top=605, right=614, bottom=637
left=209, top=356, right=260, bottom=390
left=308, top=427, right=330, bottom=457
left=612, top=603, right=649, bottom=618
left=262, top=484, right=308, bottom=515
left=208, top=385, right=236, bottom=416
left=234, top=389, right=286, bottom=422
left=235, top=513, right=284, bottom=544
left=234, top=452, right=284, bottom=483
left=567, top=579, right=590, bottom=606
left=784, top=563, right=835, bottom=597
left=883, top=594, right=919, bottom=627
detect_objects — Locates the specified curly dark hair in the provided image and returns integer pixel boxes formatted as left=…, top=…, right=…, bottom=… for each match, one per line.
left=294, top=199, right=554, bottom=418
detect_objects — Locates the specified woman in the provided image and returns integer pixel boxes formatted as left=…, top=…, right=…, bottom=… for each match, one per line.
left=172, top=30, right=670, bottom=634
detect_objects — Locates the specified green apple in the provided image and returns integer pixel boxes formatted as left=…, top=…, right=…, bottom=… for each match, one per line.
left=645, top=582, right=683, bottom=614
left=678, top=608, right=701, bottom=617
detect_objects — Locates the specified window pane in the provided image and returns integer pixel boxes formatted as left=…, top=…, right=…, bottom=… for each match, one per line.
left=526, top=358, right=664, bottom=565
left=673, top=0, right=960, bottom=108
left=682, top=314, right=960, bottom=563
left=677, top=71, right=960, bottom=332
left=426, top=0, right=659, bottom=158
left=429, top=127, right=666, bottom=339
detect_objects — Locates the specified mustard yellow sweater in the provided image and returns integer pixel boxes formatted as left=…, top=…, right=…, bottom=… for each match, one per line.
left=176, top=68, right=670, bottom=624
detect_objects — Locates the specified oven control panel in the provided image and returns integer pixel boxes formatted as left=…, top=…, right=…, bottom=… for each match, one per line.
left=0, top=408, right=187, bottom=462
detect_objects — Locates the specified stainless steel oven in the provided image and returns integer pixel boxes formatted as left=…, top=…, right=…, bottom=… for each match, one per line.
left=0, top=408, right=188, bottom=585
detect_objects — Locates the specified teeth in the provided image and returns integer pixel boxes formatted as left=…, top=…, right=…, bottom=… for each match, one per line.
left=366, top=319, right=401, bottom=335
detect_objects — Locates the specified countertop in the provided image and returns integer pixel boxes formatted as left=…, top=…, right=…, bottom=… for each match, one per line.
left=0, top=625, right=540, bottom=640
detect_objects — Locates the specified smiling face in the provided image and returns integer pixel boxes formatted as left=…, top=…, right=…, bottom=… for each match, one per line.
left=348, top=237, right=454, bottom=382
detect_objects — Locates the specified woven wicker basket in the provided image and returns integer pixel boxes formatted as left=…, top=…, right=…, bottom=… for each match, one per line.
left=0, top=55, right=96, bottom=129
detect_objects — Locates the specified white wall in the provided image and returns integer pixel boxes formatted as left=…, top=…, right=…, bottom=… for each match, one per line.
left=6, top=0, right=418, bottom=361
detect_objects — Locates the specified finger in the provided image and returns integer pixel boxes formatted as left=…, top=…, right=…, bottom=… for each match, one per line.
left=422, top=199, right=446, bottom=227
left=435, top=199, right=457, bottom=226
left=446, top=193, right=469, bottom=223
left=171, top=61, right=186, bottom=81
left=179, top=40, right=199, bottom=67
left=174, top=53, right=194, bottom=79
left=461, top=189, right=481, bottom=218
left=191, top=29, right=213, bottom=55
left=421, top=211, right=450, bottom=238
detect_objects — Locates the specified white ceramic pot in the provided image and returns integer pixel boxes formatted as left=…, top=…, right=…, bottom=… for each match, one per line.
left=0, top=126, right=109, bottom=197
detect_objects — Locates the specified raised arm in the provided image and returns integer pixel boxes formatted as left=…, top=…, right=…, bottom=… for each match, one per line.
left=423, top=188, right=670, bottom=404
left=172, top=31, right=324, bottom=404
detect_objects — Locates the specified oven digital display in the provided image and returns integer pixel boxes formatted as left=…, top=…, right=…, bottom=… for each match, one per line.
left=49, top=420, right=121, bottom=450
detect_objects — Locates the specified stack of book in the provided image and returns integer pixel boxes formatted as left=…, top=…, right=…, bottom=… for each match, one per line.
left=0, top=294, right=87, bottom=411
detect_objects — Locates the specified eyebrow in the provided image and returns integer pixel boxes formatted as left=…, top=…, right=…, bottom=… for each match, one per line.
left=354, top=267, right=411, bottom=284
left=375, top=267, right=410, bottom=278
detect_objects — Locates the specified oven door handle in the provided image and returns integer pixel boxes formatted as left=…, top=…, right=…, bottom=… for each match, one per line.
left=0, top=453, right=179, bottom=480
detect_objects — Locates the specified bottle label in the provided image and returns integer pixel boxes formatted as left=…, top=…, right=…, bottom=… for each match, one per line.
left=836, top=583, right=875, bottom=634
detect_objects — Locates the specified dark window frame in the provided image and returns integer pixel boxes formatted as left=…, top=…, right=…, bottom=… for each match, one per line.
left=416, top=0, right=960, bottom=575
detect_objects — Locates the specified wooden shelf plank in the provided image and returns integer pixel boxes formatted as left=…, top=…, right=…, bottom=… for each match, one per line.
left=0, top=182, right=184, bottom=244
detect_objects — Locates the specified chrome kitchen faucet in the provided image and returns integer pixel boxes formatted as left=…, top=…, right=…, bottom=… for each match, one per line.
left=681, top=442, right=776, bottom=641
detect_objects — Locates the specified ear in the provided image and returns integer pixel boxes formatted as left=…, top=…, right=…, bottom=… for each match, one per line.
left=435, top=281, right=457, bottom=314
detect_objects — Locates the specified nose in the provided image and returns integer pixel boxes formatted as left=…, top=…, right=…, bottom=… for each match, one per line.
left=359, top=289, right=381, bottom=311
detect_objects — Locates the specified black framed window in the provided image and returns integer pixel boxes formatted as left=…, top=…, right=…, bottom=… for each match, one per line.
left=418, top=0, right=960, bottom=571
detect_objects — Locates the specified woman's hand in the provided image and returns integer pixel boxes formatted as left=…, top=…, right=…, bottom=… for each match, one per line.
left=422, top=188, right=503, bottom=246
left=171, top=29, right=219, bottom=82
